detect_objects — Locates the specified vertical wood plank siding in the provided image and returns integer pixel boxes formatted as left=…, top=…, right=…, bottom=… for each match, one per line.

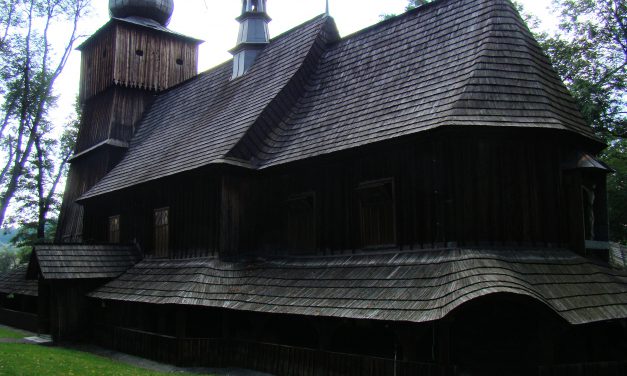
left=80, top=23, right=198, bottom=102
left=113, top=24, right=197, bottom=94
left=85, top=173, right=219, bottom=258
left=83, top=130, right=580, bottom=257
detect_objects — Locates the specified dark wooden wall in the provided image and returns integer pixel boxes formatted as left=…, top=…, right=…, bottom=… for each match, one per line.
left=82, top=129, right=597, bottom=257
left=75, top=87, right=153, bottom=153
left=84, top=172, right=220, bottom=258
left=236, top=130, right=579, bottom=255
left=56, top=148, right=126, bottom=243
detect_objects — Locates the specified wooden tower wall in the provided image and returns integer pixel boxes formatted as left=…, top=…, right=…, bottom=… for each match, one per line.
left=79, top=22, right=199, bottom=103
left=57, top=20, right=199, bottom=243
left=75, top=87, right=153, bottom=153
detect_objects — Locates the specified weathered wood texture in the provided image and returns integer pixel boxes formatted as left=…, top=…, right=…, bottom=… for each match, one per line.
left=82, top=129, right=601, bottom=256
left=0, top=308, right=38, bottom=332
left=89, top=248, right=627, bottom=325
left=30, top=244, right=140, bottom=280
left=75, top=88, right=153, bottom=153
left=56, top=148, right=126, bottom=243
left=47, top=280, right=105, bottom=341
left=83, top=172, right=219, bottom=259
left=81, top=0, right=600, bottom=202
left=79, top=21, right=198, bottom=102
left=0, top=265, right=37, bottom=297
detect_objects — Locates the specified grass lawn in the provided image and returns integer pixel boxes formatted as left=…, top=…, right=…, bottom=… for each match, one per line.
left=0, top=343, right=189, bottom=375
left=0, top=327, right=25, bottom=339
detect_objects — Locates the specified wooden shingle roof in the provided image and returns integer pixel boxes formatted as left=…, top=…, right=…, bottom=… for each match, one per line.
left=81, top=0, right=597, bottom=200
left=0, top=265, right=37, bottom=297
left=80, top=15, right=338, bottom=200
left=30, top=244, right=141, bottom=280
left=89, top=249, right=627, bottom=325
left=233, top=0, right=596, bottom=167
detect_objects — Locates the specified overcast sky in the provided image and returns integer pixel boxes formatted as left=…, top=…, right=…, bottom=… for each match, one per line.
left=50, top=0, right=558, bottom=130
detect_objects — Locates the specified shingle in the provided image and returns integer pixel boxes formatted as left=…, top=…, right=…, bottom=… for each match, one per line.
left=0, top=265, right=37, bottom=297
left=80, top=0, right=598, bottom=200
left=89, top=248, right=627, bottom=325
left=32, top=244, right=141, bottom=280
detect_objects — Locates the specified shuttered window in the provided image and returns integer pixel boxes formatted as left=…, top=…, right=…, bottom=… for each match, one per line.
left=108, top=215, right=120, bottom=244
left=286, top=193, right=316, bottom=253
left=357, top=179, right=396, bottom=247
left=154, top=207, right=169, bottom=257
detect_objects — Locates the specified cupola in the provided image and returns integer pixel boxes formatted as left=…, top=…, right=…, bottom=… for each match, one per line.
left=231, top=0, right=271, bottom=79
left=109, top=0, right=174, bottom=26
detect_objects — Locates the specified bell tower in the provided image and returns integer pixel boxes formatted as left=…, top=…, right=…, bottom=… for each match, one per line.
left=231, top=0, right=271, bottom=78
left=56, top=0, right=202, bottom=242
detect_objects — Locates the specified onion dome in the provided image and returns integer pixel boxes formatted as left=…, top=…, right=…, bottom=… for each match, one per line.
left=109, top=0, right=174, bottom=26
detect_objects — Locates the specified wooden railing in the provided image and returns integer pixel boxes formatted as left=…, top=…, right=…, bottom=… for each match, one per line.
left=93, top=325, right=454, bottom=376
left=93, top=325, right=627, bottom=376
left=0, top=308, right=38, bottom=333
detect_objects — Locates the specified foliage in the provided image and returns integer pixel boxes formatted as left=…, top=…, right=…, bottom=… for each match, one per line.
left=0, top=343, right=213, bottom=375
left=381, top=0, right=433, bottom=20
left=529, top=0, right=627, bottom=242
left=0, top=0, right=89, bottom=239
left=603, top=139, right=627, bottom=242
left=536, top=0, right=626, bottom=142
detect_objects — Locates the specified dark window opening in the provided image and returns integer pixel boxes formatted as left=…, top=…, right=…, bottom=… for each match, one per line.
left=135, top=49, right=144, bottom=57
left=285, top=192, right=316, bottom=253
left=108, top=215, right=120, bottom=244
left=154, top=207, right=169, bottom=257
left=176, top=58, right=183, bottom=66
left=102, top=49, right=107, bottom=58
left=357, top=179, right=396, bottom=248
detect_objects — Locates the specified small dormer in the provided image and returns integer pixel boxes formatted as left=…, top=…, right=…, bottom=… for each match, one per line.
left=230, top=0, right=271, bottom=79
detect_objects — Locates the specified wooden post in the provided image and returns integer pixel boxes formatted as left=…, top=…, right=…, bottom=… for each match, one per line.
left=175, top=306, right=186, bottom=365
left=219, top=176, right=241, bottom=255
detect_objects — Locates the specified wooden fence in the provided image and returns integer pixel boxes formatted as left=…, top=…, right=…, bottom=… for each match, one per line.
left=0, top=308, right=38, bottom=333
left=93, top=325, right=627, bottom=376
left=93, top=325, right=454, bottom=376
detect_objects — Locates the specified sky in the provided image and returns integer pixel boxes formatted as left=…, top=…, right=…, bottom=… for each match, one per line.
left=50, top=0, right=559, bottom=127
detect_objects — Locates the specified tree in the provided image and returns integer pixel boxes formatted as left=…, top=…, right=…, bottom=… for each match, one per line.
left=0, top=0, right=89, bottom=232
left=532, top=0, right=627, bottom=242
left=537, top=0, right=626, bottom=142
left=381, top=0, right=434, bottom=20
left=8, top=99, right=79, bottom=240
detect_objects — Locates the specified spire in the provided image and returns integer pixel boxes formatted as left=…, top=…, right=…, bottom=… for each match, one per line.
left=230, top=0, right=271, bottom=79
left=326, top=0, right=329, bottom=16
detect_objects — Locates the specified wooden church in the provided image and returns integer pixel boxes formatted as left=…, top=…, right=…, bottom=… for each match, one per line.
left=2, top=0, right=627, bottom=374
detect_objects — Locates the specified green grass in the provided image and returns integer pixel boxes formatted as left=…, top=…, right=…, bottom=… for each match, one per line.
left=0, top=343, right=182, bottom=375
left=0, top=327, right=25, bottom=339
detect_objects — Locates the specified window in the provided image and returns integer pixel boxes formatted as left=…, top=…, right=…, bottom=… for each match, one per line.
left=154, top=207, right=169, bottom=257
left=356, top=179, right=396, bottom=247
left=286, top=193, right=316, bottom=253
left=108, top=215, right=120, bottom=244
